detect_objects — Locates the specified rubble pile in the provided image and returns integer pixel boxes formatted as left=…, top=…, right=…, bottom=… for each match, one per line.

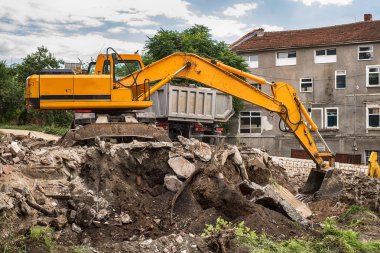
left=0, top=132, right=379, bottom=252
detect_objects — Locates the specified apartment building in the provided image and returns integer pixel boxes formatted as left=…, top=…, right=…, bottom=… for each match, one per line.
left=229, top=14, right=380, bottom=164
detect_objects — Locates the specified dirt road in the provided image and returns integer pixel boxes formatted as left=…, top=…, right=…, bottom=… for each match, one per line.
left=0, top=129, right=60, bottom=141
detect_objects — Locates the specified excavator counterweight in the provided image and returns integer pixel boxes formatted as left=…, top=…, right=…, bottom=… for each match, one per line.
left=25, top=49, right=343, bottom=199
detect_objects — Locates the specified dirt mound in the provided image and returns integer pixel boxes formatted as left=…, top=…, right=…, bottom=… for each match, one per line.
left=1, top=133, right=378, bottom=252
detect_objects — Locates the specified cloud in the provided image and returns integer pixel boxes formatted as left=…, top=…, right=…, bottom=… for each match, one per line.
left=261, top=24, right=284, bottom=31
left=0, top=0, right=265, bottom=61
left=223, top=3, right=258, bottom=17
left=292, top=0, right=352, bottom=6
left=0, top=32, right=144, bottom=62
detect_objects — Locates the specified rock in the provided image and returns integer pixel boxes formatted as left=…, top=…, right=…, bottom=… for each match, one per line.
left=168, top=157, right=196, bottom=179
left=232, top=146, right=243, bottom=166
left=72, top=223, right=82, bottom=233
left=76, top=205, right=96, bottom=227
left=51, top=215, right=68, bottom=230
left=177, top=136, right=192, bottom=147
left=96, top=209, right=108, bottom=221
left=177, top=136, right=211, bottom=161
left=40, top=156, right=53, bottom=165
left=12, top=157, right=20, bottom=164
left=248, top=157, right=266, bottom=170
left=192, top=141, right=212, bottom=162
left=175, top=235, right=184, bottom=244
left=19, top=201, right=31, bottom=216
left=0, top=193, right=14, bottom=210
left=33, top=190, right=46, bottom=205
left=0, top=164, right=2, bottom=175
left=120, top=212, right=132, bottom=224
left=1, top=153, right=12, bottom=158
left=182, top=152, right=195, bottom=160
left=93, top=220, right=101, bottom=227
left=69, top=210, right=77, bottom=223
left=10, top=141, right=21, bottom=156
left=153, top=219, right=161, bottom=225
left=164, top=175, right=183, bottom=192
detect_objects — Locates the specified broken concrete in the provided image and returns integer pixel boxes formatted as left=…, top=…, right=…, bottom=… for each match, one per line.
left=164, top=174, right=183, bottom=192
left=1, top=131, right=379, bottom=252
left=168, top=156, right=196, bottom=179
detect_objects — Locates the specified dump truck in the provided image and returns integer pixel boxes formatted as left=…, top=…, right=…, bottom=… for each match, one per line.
left=25, top=47, right=343, bottom=200
left=139, top=84, right=233, bottom=142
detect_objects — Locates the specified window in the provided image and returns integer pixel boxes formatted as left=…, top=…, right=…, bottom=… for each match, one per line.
left=300, top=78, right=313, bottom=92
left=276, top=51, right=296, bottom=66
left=114, top=60, right=141, bottom=81
left=87, top=62, right=96, bottom=75
left=366, top=66, right=380, bottom=87
left=244, top=54, right=258, bottom=68
left=325, top=108, right=338, bottom=129
left=335, top=70, right=346, bottom=89
left=367, top=105, right=380, bottom=128
left=310, top=108, right=323, bottom=129
left=358, top=45, right=373, bottom=60
left=239, top=111, right=261, bottom=134
left=314, top=48, right=336, bottom=63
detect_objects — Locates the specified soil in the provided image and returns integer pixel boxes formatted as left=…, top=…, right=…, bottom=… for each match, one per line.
left=1, top=132, right=379, bottom=252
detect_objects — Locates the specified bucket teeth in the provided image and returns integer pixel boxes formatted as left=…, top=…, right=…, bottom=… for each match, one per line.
left=295, top=194, right=313, bottom=203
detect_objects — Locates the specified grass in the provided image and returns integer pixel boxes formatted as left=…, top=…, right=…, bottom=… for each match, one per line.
left=203, top=216, right=380, bottom=253
left=29, top=226, right=56, bottom=252
left=0, top=123, right=68, bottom=136
left=71, top=246, right=90, bottom=253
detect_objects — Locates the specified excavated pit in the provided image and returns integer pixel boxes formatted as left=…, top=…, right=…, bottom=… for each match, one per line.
left=0, top=132, right=379, bottom=252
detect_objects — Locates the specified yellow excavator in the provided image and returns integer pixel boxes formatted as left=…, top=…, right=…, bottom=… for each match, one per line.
left=25, top=47, right=342, bottom=199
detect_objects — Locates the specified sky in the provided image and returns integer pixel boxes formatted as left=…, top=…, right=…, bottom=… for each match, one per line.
left=0, top=0, right=379, bottom=63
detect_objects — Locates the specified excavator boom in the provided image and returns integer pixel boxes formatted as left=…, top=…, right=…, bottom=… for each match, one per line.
left=25, top=51, right=343, bottom=199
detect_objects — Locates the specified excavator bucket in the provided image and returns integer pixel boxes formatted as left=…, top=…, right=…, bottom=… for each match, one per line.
left=58, top=122, right=171, bottom=147
left=297, top=168, right=343, bottom=201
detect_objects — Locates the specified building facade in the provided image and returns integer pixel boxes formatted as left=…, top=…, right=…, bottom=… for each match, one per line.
left=229, top=14, right=380, bottom=164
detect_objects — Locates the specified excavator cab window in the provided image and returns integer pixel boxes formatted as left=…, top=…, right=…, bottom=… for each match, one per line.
left=103, top=60, right=111, bottom=74
left=87, top=62, right=96, bottom=75
left=114, top=60, right=141, bottom=81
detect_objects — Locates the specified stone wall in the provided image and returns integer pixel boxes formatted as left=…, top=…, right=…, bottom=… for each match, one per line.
left=271, top=156, right=368, bottom=177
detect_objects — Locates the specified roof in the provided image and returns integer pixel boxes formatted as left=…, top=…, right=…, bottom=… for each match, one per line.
left=231, top=20, right=380, bottom=53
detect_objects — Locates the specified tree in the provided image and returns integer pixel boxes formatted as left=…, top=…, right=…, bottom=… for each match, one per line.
left=15, top=46, right=72, bottom=127
left=0, top=61, right=23, bottom=122
left=144, top=25, right=248, bottom=113
left=16, top=46, right=63, bottom=83
left=144, top=25, right=248, bottom=71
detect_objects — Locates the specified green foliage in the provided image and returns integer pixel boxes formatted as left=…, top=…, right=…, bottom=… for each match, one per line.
left=339, top=205, right=370, bottom=221
left=71, top=246, right=90, bottom=253
left=0, top=46, right=73, bottom=128
left=29, top=226, right=56, bottom=252
left=144, top=25, right=247, bottom=71
left=202, top=217, right=231, bottom=237
left=16, top=46, right=63, bottom=83
left=0, top=215, right=26, bottom=253
left=202, top=217, right=380, bottom=253
left=144, top=25, right=248, bottom=116
left=0, top=61, right=24, bottom=122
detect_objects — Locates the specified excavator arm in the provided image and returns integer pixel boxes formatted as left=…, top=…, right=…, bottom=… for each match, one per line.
left=120, top=53, right=342, bottom=198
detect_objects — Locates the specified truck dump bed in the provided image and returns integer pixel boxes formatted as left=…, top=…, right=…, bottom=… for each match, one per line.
left=143, top=84, right=234, bottom=123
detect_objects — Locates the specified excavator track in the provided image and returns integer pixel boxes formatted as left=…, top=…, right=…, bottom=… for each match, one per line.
left=59, top=122, right=171, bottom=147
